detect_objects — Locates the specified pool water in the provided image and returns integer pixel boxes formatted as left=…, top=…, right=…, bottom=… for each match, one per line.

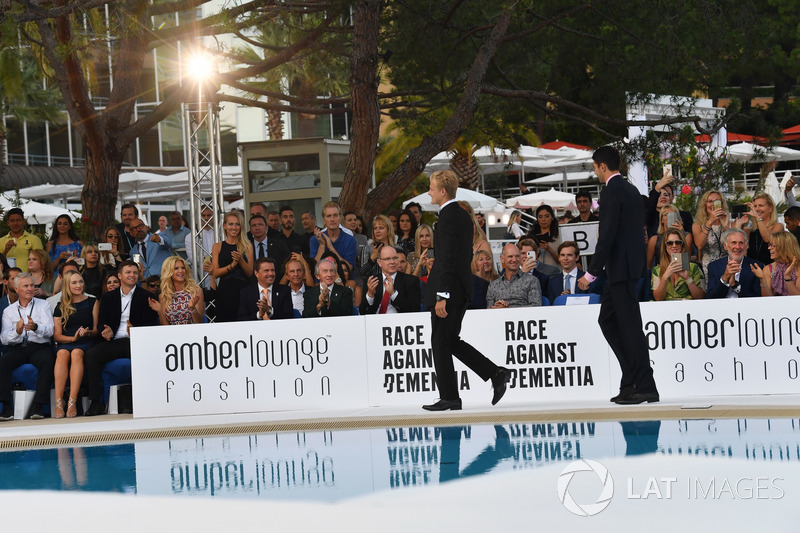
left=1, top=417, right=798, bottom=501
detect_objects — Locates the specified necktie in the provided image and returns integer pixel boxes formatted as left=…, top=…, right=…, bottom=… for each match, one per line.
left=378, top=284, right=391, bottom=314
left=139, top=242, right=147, bottom=262
left=259, top=242, right=266, bottom=259
left=564, top=273, right=572, bottom=294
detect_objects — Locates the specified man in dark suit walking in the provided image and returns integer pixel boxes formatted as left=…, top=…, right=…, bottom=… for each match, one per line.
left=84, top=260, right=160, bottom=416
left=578, top=146, right=659, bottom=405
left=423, top=170, right=510, bottom=411
left=360, top=245, right=421, bottom=314
left=706, top=228, right=764, bottom=298
left=238, top=257, right=294, bottom=320
left=302, top=257, right=354, bottom=317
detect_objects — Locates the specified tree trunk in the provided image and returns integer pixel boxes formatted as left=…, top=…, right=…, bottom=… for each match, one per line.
left=450, top=152, right=481, bottom=190
left=81, top=137, right=124, bottom=241
left=266, top=98, right=284, bottom=139
left=338, top=0, right=382, bottom=217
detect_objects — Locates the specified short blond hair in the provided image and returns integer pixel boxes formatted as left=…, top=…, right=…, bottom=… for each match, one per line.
left=430, top=170, right=458, bottom=199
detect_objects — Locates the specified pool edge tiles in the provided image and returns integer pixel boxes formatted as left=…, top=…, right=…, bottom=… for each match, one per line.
left=1, top=397, right=800, bottom=451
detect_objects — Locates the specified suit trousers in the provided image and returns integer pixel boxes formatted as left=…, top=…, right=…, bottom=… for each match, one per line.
left=85, top=338, right=131, bottom=402
left=430, top=299, right=497, bottom=400
left=598, top=281, right=657, bottom=393
left=0, top=342, right=55, bottom=404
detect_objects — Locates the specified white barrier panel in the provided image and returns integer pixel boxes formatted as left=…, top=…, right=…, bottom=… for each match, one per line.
left=365, top=306, right=612, bottom=406
left=130, top=317, right=369, bottom=418
left=640, top=298, right=800, bottom=397
left=130, top=296, right=800, bottom=418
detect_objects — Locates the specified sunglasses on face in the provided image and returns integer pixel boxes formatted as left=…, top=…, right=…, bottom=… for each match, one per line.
left=665, top=240, right=683, bottom=246
left=147, top=282, right=159, bottom=288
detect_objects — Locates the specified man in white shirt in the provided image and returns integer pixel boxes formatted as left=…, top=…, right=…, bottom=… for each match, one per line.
left=360, top=244, right=421, bottom=314
left=0, top=273, right=55, bottom=420
left=83, top=260, right=159, bottom=416
left=284, top=258, right=307, bottom=316
left=238, top=258, right=293, bottom=320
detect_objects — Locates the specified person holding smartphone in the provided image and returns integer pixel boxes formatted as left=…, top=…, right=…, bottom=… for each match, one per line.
left=692, top=190, right=730, bottom=278
left=647, top=205, right=693, bottom=268
left=651, top=228, right=705, bottom=301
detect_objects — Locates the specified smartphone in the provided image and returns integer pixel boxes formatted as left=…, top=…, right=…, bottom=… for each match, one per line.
left=666, top=212, right=680, bottom=228
left=133, top=254, right=141, bottom=265
left=731, top=204, right=748, bottom=215
left=713, top=199, right=722, bottom=210
left=663, top=164, right=673, bottom=177
left=527, top=250, right=536, bottom=259
left=98, top=243, right=112, bottom=251
left=426, top=249, right=435, bottom=259
left=671, top=252, right=690, bottom=271
left=74, top=258, right=85, bottom=266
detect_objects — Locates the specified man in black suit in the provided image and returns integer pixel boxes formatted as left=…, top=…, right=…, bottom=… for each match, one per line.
left=423, top=170, right=510, bottom=412
left=238, top=257, right=293, bottom=320
left=83, top=260, right=160, bottom=416
left=578, top=146, right=659, bottom=405
left=360, top=245, right=421, bottom=314
left=707, top=228, right=764, bottom=298
left=302, top=258, right=354, bottom=317
left=248, top=214, right=290, bottom=279
left=547, top=241, right=601, bottom=302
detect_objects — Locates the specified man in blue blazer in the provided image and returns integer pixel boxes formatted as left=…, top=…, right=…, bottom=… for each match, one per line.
left=238, top=257, right=293, bottom=320
left=130, top=218, right=173, bottom=278
left=579, top=146, right=658, bottom=405
left=547, top=241, right=601, bottom=302
left=707, top=228, right=764, bottom=298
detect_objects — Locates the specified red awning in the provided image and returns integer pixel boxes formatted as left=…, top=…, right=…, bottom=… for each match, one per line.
left=695, top=132, right=766, bottom=143
left=539, top=140, right=592, bottom=151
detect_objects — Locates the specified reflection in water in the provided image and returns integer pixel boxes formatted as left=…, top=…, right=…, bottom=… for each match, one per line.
left=0, top=418, right=798, bottom=501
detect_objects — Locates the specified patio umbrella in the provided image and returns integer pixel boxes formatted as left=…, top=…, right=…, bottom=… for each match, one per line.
left=0, top=195, right=80, bottom=225
left=402, top=188, right=501, bottom=212
left=505, top=188, right=577, bottom=210
left=525, top=170, right=597, bottom=186
left=726, top=142, right=800, bottom=163
left=17, top=183, right=83, bottom=207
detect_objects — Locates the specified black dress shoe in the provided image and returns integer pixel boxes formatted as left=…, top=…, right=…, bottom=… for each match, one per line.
left=0, top=405, right=13, bottom=421
left=610, top=385, right=636, bottom=403
left=615, top=392, right=660, bottom=405
left=491, top=367, right=511, bottom=405
left=28, top=403, right=46, bottom=420
left=422, top=399, right=462, bottom=411
left=84, top=401, right=106, bottom=416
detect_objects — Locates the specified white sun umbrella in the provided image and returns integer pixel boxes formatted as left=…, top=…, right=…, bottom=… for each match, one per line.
left=764, top=171, right=782, bottom=206
left=525, top=170, right=597, bottom=186
left=403, top=188, right=500, bottom=212
left=726, top=142, right=800, bottom=163
left=505, top=188, right=577, bottom=210
left=0, top=194, right=80, bottom=225
left=17, top=183, right=84, bottom=207
left=118, top=170, right=172, bottom=203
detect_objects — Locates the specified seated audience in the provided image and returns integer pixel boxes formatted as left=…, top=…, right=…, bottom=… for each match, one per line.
left=149, top=256, right=204, bottom=325
left=28, top=249, right=54, bottom=298
left=100, top=225, right=127, bottom=267
left=48, top=259, right=81, bottom=311
left=102, top=272, right=120, bottom=294
left=651, top=228, right=705, bottom=301
left=361, top=214, right=395, bottom=279
left=547, top=241, right=600, bottom=302
left=407, top=224, right=434, bottom=278
left=707, top=228, right=764, bottom=298
left=782, top=205, right=800, bottom=246
left=46, top=214, right=83, bottom=272
left=0, top=268, right=21, bottom=325
left=340, top=260, right=362, bottom=307
left=645, top=171, right=694, bottom=239
left=283, top=257, right=308, bottom=315
left=735, top=192, right=784, bottom=265
left=0, top=273, right=55, bottom=420
left=486, top=243, right=542, bottom=308
left=751, top=232, right=800, bottom=296
left=130, top=218, right=173, bottom=278
left=396, top=209, right=418, bottom=256
left=53, top=271, right=99, bottom=418
left=458, top=201, right=492, bottom=257
left=517, top=238, right=553, bottom=296
left=238, top=257, right=292, bottom=320
left=83, top=260, right=159, bottom=416
left=310, top=201, right=357, bottom=269
left=526, top=204, right=561, bottom=267
left=360, top=244, right=420, bottom=314
left=692, top=190, right=730, bottom=278
left=471, top=249, right=498, bottom=310
left=568, top=191, right=599, bottom=223
left=303, top=257, right=354, bottom=317
left=80, top=244, right=107, bottom=299
left=647, top=204, right=693, bottom=268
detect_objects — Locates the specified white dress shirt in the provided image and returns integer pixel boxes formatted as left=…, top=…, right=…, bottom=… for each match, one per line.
left=1, top=298, right=54, bottom=345
left=366, top=272, right=399, bottom=313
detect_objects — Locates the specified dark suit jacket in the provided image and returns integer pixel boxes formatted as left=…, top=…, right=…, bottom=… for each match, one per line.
left=588, top=176, right=647, bottom=284
left=249, top=234, right=290, bottom=278
left=547, top=268, right=600, bottom=302
left=302, top=283, right=354, bottom=317
left=424, top=201, right=474, bottom=308
left=360, top=271, right=421, bottom=314
left=237, top=283, right=293, bottom=320
left=706, top=256, right=763, bottom=298
left=98, top=286, right=159, bottom=339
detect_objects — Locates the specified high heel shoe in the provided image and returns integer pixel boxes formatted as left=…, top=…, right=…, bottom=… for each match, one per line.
left=54, top=398, right=65, bottom=419
left=66, top=397, right=78, bottom=418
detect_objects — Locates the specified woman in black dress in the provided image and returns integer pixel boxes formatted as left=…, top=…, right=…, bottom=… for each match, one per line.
left=53, top=271, right=99, bottom=418
left=80, top=243, right=108, bottom=299
left=211, top=211, right=254, bottom=321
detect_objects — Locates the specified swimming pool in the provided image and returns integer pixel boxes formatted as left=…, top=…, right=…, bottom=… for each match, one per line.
left=1, top=416, right=798, bottom=501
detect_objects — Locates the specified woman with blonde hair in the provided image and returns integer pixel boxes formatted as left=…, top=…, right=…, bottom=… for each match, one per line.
left=406, top=224, right=434, bottom=277
left=148, top=256, right=204, bottom=324
left=651, top=228, right=705, bottom=301
left=647, top=204, right=694, bottom=268
left=470, top=249, right=498, bottom=310
left=79, top=243, right=106, bottom=299
left=211, top=210, right=254, bottom=321
left=360, top=214, right=396, bottom=279
left=507, top=210, right=524, bottom=238
left=99, top=226, right=126, bottom=266
left=28, top=248, right=54, bottom=298
left=735, top=192, right=784, bottom=265
left=751, top=232, right=800, bottom=296
left=458, top=200, right=492, bottom=256
left=692, top=190, right=730, bottom=277
left=53, top=271, right=99, bottom=418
